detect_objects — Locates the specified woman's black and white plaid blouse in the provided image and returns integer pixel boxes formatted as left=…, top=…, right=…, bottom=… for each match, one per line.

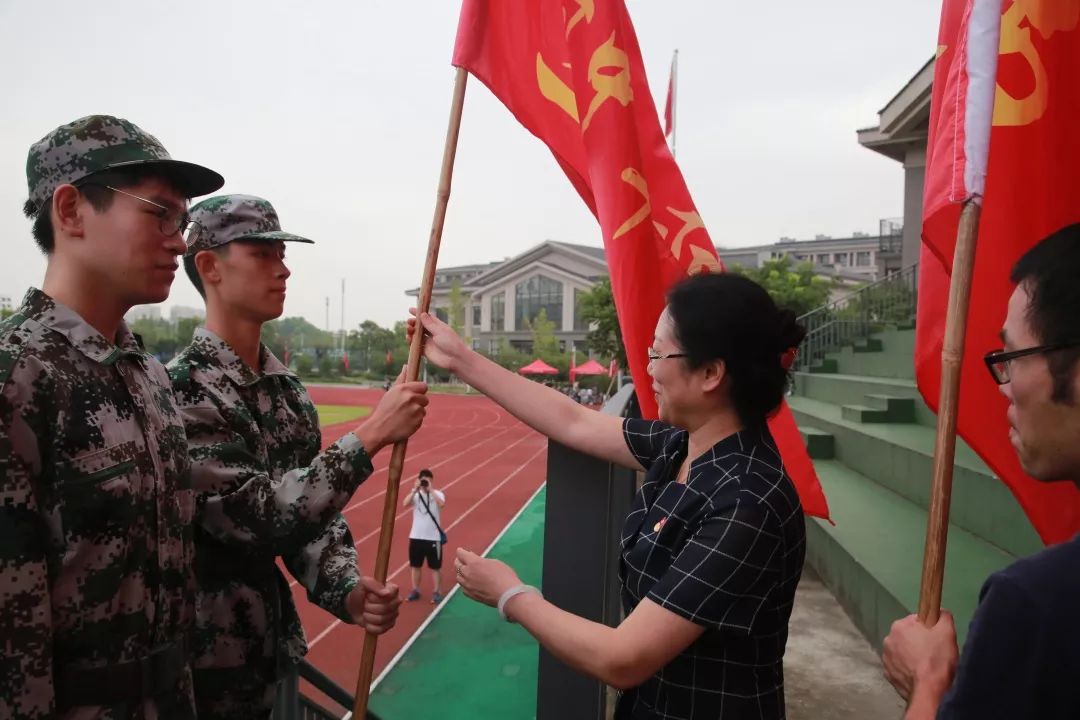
left=616, top=418, right=806, bottom=720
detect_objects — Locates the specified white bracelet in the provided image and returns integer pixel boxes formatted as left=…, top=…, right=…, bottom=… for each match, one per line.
left=497, top=584, right=542, bottom=623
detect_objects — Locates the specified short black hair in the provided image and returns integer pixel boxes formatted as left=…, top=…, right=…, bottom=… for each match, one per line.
left=183, top=245, right=232, bottom=299
left=23, top=166, right=183, bottom=255
left=418, top=468, right=434, bottom=479
left=666, top=272, right=806, bottom=425
left=22, top=198, right=53, bottom=255
left=183, top=253, right=205, bottom=298
left=1010, top=223, right=1080, bottom=403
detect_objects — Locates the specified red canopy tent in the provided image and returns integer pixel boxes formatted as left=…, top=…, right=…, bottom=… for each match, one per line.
left=518, top=359, right=559, bottom=375
left=570, top=358, right=608, bottom=383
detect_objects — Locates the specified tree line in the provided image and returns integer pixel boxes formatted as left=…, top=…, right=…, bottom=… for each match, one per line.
left=2, top=257, right=838, bottom=383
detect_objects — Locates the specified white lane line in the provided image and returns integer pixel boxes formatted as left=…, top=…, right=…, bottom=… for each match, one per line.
left=339, top=420, right=524, bottom=515
left=289, top=431, right=542, bottom=589
left=306, top=445, right=546, bottom=649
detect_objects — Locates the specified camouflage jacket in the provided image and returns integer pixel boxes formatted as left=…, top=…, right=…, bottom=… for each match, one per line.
left=168, top=328, right=371, bottom=673
left=0, top=288, right=195, bottom=720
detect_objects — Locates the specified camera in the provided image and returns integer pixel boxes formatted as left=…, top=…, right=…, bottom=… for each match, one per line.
left=419, top=478, right=429, bottom=488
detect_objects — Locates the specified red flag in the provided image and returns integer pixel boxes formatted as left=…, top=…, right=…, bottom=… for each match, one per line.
left=385, top=349, right=393, bottom=366
left=453, top=0, right=829, bottom=520
left=342, top=349, right=350, bottom=372
left=609, top=359, right=618, bottom=378
left=664, top=49, right=677, bottom=139
left=918, top=0, right=1080, bottom=543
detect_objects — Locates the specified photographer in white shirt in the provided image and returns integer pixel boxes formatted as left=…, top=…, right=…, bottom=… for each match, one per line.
left=403, top=469, right=447, bottom=603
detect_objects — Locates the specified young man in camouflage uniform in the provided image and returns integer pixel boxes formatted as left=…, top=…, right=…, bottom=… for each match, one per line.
left=0, top=115, right=224, bottom=718
left=170, top=194, right=427, bottom=718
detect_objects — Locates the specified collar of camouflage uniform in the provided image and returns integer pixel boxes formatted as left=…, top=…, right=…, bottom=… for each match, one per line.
left=192, top=327, right=294, bottom=387
left=19, top=288, right=144, bottom=366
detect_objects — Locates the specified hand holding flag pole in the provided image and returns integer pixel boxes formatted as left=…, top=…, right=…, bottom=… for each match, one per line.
left=352, top=67, right=469, bottom=718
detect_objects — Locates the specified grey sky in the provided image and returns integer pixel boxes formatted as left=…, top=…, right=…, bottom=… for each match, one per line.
left=0, top=0, right=939, bottom=329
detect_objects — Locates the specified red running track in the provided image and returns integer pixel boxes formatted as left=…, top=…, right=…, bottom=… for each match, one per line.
left=295, top=385, right=547, bottom=701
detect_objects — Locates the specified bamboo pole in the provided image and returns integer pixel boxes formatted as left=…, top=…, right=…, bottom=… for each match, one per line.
left=352, top=67, right=469, bottom=718
left=917, top=200, right=982, bottom=624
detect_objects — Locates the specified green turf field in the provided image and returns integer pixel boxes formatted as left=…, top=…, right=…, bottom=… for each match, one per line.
left=369, top=486, right=545, bottom=719
left=314, top=404, right=371, bottom=426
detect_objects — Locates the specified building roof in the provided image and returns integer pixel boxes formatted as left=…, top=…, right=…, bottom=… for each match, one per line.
left=405, top=239, right=608, bottom=297
left=548, top=240, right=606, bottom=261
left=718, top=232, right=895, bottom=257
left=407, top=232, right=893, bottom=299
left=464, top=240, right=608, bottom=292
left=857, top=57, right=934, bottom=162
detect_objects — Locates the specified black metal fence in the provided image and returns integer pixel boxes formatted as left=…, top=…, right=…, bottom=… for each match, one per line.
left=536, top=384, right=640, bottom=720
left=795, top=263, right=919, bottom=372
left=272, top=659, right=381, bottom=720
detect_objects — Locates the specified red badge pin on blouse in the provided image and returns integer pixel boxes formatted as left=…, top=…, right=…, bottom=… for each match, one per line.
left=653, top=516, right=668, bottom=533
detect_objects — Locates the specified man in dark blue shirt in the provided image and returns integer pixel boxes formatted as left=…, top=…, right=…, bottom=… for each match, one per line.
left=881, top=224, right=1080, bottom=718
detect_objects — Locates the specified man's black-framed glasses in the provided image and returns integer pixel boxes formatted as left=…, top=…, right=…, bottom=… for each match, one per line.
left=984, top=342, right=1080, bottom=384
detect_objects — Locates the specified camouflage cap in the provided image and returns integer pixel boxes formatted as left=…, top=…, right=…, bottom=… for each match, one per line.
left=25, top=114, right=224, bottom=214
left=185, top=195, right=315, bottom=256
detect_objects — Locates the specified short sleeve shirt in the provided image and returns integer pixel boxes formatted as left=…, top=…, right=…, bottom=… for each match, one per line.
left=937, top=534, right=1080, bottom=719
left=617, top=418, right=806, bottom=720
left=409, top=489, right=446, bottom=542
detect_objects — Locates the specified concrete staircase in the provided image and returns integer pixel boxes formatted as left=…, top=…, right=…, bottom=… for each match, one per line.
left=791, top=326, right=1043, bottom=648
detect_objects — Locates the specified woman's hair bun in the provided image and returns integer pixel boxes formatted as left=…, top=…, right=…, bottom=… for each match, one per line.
left=776, top=309, right=807, bottom=352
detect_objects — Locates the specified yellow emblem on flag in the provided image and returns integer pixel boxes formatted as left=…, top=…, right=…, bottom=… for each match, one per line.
left=993, top=0, right=1080, bottom=127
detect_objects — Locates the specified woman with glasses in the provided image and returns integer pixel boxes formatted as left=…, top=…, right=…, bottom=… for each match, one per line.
left=410, top=271, right=807, bottom=720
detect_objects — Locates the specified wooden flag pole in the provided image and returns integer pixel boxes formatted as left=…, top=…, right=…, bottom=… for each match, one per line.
left=670, top=48, right=678, bottom=158
left=352, top=66, right=469, bottom=718
left=917, top=200, right=982, bottom=624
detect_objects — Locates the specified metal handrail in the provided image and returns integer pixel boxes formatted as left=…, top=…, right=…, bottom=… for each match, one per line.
left=274, top=659, right=381, bottom=720
left=300, top=659, right=358, bottom=712
left=794, top=263, right=918, bottom=372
